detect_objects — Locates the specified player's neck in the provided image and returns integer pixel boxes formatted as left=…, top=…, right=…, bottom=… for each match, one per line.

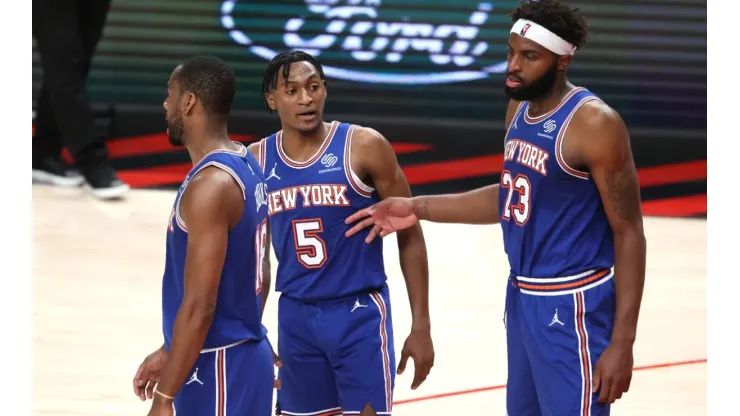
left=280, top=121, right=332, bottom=160
left=527, top=80, right=576, bottom=117
left=185, top=123, right=235, bottom=165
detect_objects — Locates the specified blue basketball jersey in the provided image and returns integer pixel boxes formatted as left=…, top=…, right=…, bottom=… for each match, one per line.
left=162, top=143, right=269, bottom=351
left=258, top=121, right=386, bottom=301
left=499, top=87, right=614, bottom=277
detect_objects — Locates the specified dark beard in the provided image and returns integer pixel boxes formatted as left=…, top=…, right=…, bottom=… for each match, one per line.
left=504, top=64, right=558, bottom=101
left=167, top=118, right=185, bottom=147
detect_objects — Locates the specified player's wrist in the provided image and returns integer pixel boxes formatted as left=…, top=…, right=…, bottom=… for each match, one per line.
left=410, top=311, right=431, bottom=332
left=411, top=197, right=429, bottom=221
left=610, top=326, right=637, bottom=346
left=411, top=320, right=431, bottom=333
left=154, top=388, right=175, bottom=403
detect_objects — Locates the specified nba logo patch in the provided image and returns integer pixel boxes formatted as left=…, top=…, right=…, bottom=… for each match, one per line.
left=520, top=23, right=531, bottom=36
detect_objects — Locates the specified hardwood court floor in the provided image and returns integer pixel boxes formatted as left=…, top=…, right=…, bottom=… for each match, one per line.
left=32, top=185, right=706, bottom=415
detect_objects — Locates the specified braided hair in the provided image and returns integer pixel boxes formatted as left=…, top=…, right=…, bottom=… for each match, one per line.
left=260, top=50, right=327, bottom=112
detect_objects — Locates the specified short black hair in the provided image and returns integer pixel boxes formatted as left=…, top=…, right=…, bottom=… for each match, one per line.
left=512, top=0, right=589, bottom=49
left=176, top=55, right=236, bottom=117
left=260, top=50, right=326, bottom=111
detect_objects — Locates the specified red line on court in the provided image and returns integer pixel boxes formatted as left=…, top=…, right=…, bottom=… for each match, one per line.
left=393, top=358, right=706, bottom=406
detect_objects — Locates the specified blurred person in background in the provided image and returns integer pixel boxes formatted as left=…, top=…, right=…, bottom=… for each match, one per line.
left=32, top=0, right=129, bottom=200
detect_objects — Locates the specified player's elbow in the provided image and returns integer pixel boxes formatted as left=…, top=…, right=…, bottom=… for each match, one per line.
left=613, top=222, right=646, bottom=248
left=396, top=224, right=428, bottom=261
left=397, top=222, right=426, bottom=246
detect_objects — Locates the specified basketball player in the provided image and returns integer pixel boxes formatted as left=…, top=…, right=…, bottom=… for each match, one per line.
left=346, top=1, right=647, bottom=414
left=131, top=56, right=274, bottom=416
left=247, top=51, right=434, bottom=416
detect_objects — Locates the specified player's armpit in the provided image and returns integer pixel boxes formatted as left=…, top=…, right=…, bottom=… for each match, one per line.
left=350, top=128, right=428, bottom=245
left=571, top=101, right=646, bottom=344
left=154, top=166, right=244, bottom=397
left=351, top=126, right=411, bottom=199
left=351, top=126, right=429, bottom=276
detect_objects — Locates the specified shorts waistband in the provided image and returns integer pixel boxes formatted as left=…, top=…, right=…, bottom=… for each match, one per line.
left=512, top=267, right=614, bottom=296
left=281, top=285, right=385, bottom=305
left=200, top=338, right=259, bottom=353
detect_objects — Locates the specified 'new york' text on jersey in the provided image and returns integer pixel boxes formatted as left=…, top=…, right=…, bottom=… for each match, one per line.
left=499, top=88, right=615, bottom=278
left=259, top=121, right=386, bottom=301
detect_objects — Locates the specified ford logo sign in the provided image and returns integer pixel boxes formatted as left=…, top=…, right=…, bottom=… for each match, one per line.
left=220, top=0, right=508, bottom=85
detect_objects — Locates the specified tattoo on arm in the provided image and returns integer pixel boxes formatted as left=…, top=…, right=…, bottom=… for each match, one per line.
left=605, top=168, right=641, bottom=221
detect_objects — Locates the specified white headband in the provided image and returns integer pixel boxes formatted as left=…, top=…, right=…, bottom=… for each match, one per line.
left=510, top=19, right=577, bottom=56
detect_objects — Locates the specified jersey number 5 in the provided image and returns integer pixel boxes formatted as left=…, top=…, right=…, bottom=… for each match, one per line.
left=255, top=219, right=268, bottom=295
left=292, top=219, right=327, bottom=269
left=501, top=170, right=531, bottom=225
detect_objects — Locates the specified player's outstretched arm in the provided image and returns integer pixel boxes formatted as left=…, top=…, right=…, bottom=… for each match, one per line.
left=344, top=101, right=523, bottom=240
left=571, top=101, right=647, bottom=405
left=344, top=179, right=501, bottom=241
left=353, top=127, right=434, bottom=390
left=411, top=99, right=521, bottom=225
left=151, top=167, right=243, bottom=409
left=414, top=186, right=501, bottom=224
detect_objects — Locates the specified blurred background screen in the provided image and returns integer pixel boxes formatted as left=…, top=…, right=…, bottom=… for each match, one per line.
left=32, top=0, right=707, bottom=213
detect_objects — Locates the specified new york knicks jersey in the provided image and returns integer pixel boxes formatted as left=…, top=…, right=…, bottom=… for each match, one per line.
left=162, top=143, right=269, bottom=351
left=258, top=121, right=386, bottom=301
left=499, top=87, right=614, bottom=278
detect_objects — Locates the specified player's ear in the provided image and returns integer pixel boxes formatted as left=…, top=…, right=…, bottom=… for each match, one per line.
left=182, top=91, right=197, bottom=115
left=556, top=55, right=572, bottom=71
left=266, top=91, right=277, bottom=112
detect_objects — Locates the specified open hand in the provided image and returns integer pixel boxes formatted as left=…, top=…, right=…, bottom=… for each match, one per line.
left=345, top=197, right=418, bottom=243
left=133, top=345, right=168, bottom=401
left=396, top=328, right=434, bottom=390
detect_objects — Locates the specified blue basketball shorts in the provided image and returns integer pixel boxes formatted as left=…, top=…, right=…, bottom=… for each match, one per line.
left=275, top=284, right=396, bottom=416
left=505, top=268, right=616, bottom=416
left=173, top=338, right=274, bottom=416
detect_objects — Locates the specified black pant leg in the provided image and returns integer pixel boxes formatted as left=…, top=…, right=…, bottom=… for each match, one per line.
left=32, top=0, right=109, bottom=168
left=78, top=0, right=112, bottom=64
left=33, top=80, right=63, bottom=161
